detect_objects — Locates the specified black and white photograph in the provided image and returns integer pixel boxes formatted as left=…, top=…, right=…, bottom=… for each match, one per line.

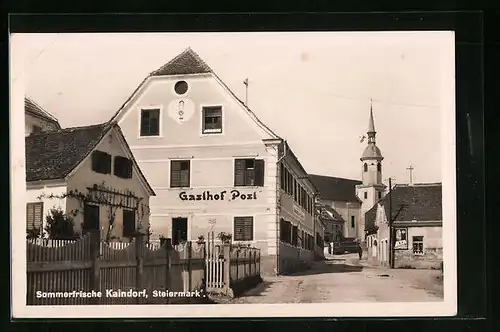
left=10, top=31, right=457, bottom=318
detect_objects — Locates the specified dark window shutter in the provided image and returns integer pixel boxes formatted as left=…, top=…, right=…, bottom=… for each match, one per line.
left=234, top=159, right=246, bottom=186
left=26, top=203, right=35, bottom=230
left=91, top=152, right=99, bottom=172
left=254, top=159, right=265, bottom=186
left=280, top=164, right=285, bottom=190
left=123, top=210, right=136, bottom=237
left=115, top=156, right=133, bottom=179
left=34, top=203, right=43, bottom=230
left=92, top=151, right=111, bottom=174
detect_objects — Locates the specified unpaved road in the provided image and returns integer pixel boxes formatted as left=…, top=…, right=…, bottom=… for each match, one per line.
left=215, top=254, right=443, bottom=304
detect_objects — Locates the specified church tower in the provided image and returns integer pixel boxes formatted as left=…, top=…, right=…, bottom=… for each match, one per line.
left=356, top=101, right=386, bottom=241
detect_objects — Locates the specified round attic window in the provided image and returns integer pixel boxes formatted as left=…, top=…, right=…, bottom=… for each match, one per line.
left=174, top=81, right=189, bottom=95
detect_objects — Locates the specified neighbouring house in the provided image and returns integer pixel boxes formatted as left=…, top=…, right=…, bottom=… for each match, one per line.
left=364, top=183, right=443, bottom=269
left=317, top=203, right=345, bottom=254
left=309, top=175, right=362, bottom=240
left=314, top=210, right=326, bottom=260
left=25, top=122, right=156, bottom=241
left=25, top=97, right=61, bottom=135
left=309, top=104, right=387, bottom=244
left=108, top=47, right=319, bottom=275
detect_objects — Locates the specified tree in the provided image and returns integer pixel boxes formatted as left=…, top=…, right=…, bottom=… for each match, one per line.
left=44, top=207, right=80, bottom=240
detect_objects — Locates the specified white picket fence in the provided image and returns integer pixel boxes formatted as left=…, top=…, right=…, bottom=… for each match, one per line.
left=28, top=238, right=163, bottom=251
left=27, top=238, right=76, bottom=248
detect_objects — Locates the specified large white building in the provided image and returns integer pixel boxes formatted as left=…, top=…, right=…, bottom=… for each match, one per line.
left=108, top=48, right=320, bottom=275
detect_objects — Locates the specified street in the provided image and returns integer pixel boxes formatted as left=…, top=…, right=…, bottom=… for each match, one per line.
left=215, top=254, right=443, bottom=304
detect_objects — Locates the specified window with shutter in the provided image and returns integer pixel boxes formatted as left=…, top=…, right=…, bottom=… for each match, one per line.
left=123, top=209, right=136, bottom=237
left=91, top=151, right=112, bottom=174
left=26, top=202, right=43, bottom=231
left=114, top=156, right=133, bottom=179
left=234, top=158, right=265, bottom=186
left=234, top=217, right=254, bottom=241
left=170, top=160, right=190, bottom=188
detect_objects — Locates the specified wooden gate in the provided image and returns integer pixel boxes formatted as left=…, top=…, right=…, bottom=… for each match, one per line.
left=204, top=231, right=226, bottom=294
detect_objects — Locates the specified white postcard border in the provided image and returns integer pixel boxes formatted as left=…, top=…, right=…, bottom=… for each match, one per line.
left=10, top=31, right=457, bottom=318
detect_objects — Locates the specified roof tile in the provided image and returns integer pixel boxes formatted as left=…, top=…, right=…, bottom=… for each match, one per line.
left=25, top=123, right=111, bottom=182
left=150, top=48, right=212, bottom=76
left=309, top=174, right=362, bottom=202
left=364, top=183, right=443, bottom=230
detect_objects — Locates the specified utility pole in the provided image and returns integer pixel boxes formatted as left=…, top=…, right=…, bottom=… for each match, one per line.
left=388, top=177, right=395, bottom=269
left=243, top=78, right=249, bottom=106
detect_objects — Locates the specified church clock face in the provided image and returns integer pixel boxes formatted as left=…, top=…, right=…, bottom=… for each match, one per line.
left=168, top=98, right=195, bottom=123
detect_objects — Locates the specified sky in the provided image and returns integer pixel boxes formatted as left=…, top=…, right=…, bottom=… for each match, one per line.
left=12, top=32, right=454, bottom=185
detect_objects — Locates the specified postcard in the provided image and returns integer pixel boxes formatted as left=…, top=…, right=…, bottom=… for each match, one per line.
left=10, top=31, right=457, bottom=318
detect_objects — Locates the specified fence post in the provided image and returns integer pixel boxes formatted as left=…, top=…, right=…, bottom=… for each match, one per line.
left=222, top=244, right=233, bottom=297
left=164, top=238, right=172, bottom=304
left=135, top=234, right=144, bottom=304
left=187, top=241, right=192, bottom=291
left=90, top=231, right=101, bottom=305
left=235, top=249, right=239, bottom=281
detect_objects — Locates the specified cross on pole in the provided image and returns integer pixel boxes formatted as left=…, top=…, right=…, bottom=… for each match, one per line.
left=406, top=164, right=414, bottom=185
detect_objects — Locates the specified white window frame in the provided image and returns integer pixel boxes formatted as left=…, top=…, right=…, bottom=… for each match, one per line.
left=200, top=104, right=225, bottom=137
left=138, top=105, right=163, bottom=139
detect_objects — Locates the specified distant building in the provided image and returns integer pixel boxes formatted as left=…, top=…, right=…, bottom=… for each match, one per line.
left=25, top=97, right=61, bottom=135
left=25, top=122, right=155, bottom=241
left=310, top=103, right=387, bottom=244
left=108, top=48, right=320, bottom=275
left=364, top=183, right=443, bottom=269
left=317, top=203, right=345, bottom=243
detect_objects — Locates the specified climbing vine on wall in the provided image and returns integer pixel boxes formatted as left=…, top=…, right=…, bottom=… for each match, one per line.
left=37, top=181, right=151, bottom=242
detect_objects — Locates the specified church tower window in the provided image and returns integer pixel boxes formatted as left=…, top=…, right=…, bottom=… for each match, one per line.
left=363, top=192, right=367, bottom=199
left=378, top=191, right=382, bottom=199
left=377, top=162, right=382, bottom=172
left=363, top=163, right=368, bottom=172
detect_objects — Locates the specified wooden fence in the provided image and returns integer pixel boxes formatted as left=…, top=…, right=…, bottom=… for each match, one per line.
left=205, top=243, right=261, bottom=296
left=26, top=233, right=206, bottom=305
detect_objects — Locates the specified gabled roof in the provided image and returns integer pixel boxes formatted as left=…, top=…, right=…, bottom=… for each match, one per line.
left=25, top=122, right=155, bottom=196
left=385, top=183, right=442, bottom=223
left=364, top=203, right=379, bottom=232
left=150, top=48, right=212, bottom=76
left=308, top=174, right=362, bottom=203
left=364, top=183, right=442, bottom=230
left=108, top=47, right=280, bottom=140
left=25, top=97, right=61, bottom=129
left=316, top=204, right=345, bottom=223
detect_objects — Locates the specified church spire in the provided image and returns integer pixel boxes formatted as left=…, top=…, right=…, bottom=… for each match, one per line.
left=368, top=99, right=376, bottom=134
left=367, top=99, right=377, bottom=144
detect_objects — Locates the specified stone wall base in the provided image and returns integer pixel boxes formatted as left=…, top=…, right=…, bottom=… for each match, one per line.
left=260, top=255, right=278, bottom=277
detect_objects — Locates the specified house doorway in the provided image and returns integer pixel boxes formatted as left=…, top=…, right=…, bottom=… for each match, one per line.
left=83, top=203, right=100, bottom=233
left=172, top=217, right=188, bottom=246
